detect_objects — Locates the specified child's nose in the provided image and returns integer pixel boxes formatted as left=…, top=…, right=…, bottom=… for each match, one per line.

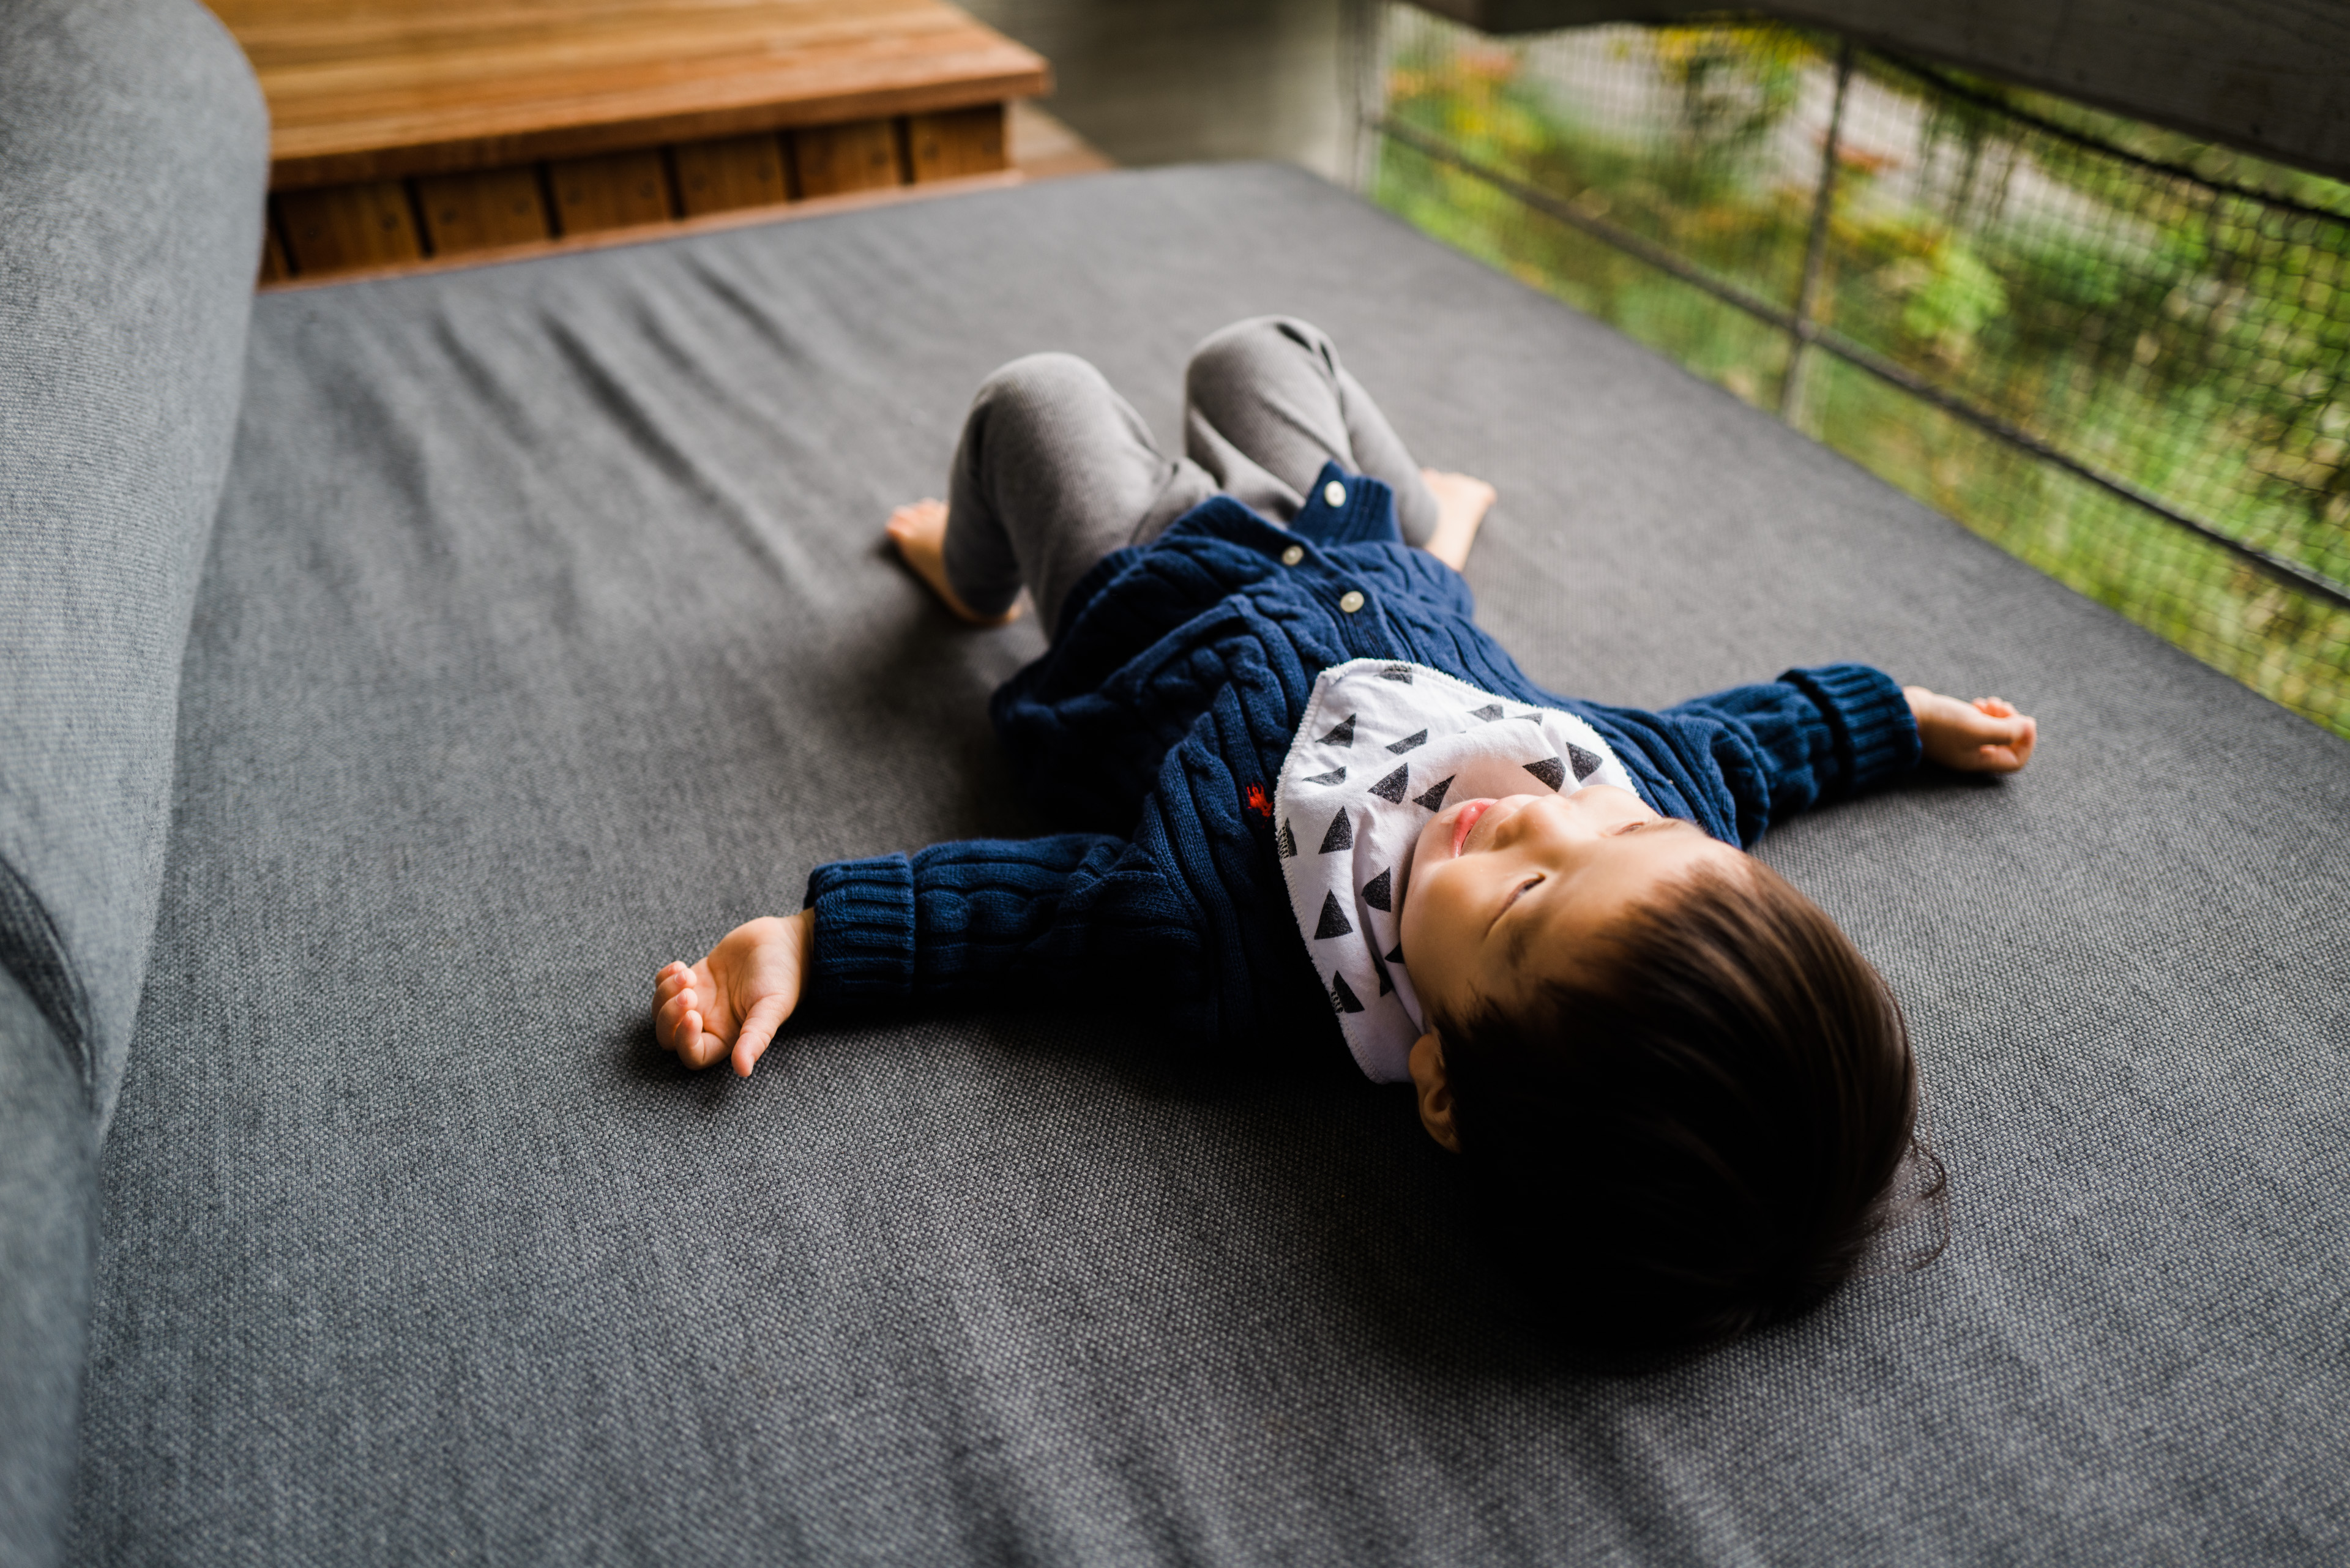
left=1509, top=793, right=1585, bottom=844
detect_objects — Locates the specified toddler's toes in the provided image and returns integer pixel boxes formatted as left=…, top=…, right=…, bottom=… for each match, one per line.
left=886, top=498, right=1020, bottom=626
left=886, top=499, right=947, bottom=550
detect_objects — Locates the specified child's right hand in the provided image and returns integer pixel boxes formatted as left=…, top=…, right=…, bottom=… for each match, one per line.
left=1904, top=686, right=2038, bottom=773
left=652, top=911, right=813, bottom=1077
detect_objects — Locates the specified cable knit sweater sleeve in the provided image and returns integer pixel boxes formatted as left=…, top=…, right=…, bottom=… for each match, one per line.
left=799, top=666, right=1292, bottom=1036
left=1639, top=661, right=1921, bottom=847
left=801, top=825, right=1207, bottom=1012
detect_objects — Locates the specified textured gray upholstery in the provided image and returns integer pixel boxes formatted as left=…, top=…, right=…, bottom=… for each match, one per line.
left=0, top=973, right=91, bottom=1568
left=0, top=0, right=266, bottom=1124
left=62, top=168, right=2350, bottom=1561
left=0, top=2, right=264, bottom=1562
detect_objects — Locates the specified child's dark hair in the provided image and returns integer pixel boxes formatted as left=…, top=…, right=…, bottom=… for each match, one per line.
left=1437, top=856, right=1946, bottom=1353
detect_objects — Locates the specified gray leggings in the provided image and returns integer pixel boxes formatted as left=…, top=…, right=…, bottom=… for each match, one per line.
left=942, top=316, right=1441, bottom=635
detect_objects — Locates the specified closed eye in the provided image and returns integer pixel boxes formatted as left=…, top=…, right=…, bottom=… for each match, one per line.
left=1487, top=873, right=1542, bottom=936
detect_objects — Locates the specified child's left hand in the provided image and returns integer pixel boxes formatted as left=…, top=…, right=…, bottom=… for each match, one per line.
left=1904, top=686, right=2038, bottom=773
left=652, top=911, right=813, bottom=1077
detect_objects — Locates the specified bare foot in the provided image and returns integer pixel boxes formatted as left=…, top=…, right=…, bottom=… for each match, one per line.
left=1419, top=470, right=1498, bottom=572
left=885, top=499, right=1021, bottom=626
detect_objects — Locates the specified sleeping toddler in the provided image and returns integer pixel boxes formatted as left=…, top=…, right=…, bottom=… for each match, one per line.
left=651, top=318, right=2035, bottom=1349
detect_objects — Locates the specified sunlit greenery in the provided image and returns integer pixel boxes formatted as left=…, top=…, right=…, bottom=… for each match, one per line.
left=1371, top=16, right=2350, bottom=737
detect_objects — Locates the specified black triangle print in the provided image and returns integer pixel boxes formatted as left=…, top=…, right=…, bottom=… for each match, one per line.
left=1467, top=703, right=1505, bottom=722
left=1524, top=755, right=1567, bottom=791
left=1304, top=766, right=1346, bottom=786
left=1318, top=714, right=1356, bottom=746
left=1330, top=971, right=1365, bottom=1014
left=1514, top=711, right=1543, bottom=722
left=1314, top=890, right=1353, bottom=939
left=1386, top=943, right=1404, bottom=965
left=1568, top=742, right=1603, bottom=782
left=1368, top=764, right=1411, bottom=804
left=1386, top=729, right=1428, bottom=754
left=1318, top=809, right=1354, bottom=853
left=1362, top=868, right=1392, bottom=912
left=1378, top=665, right=1415, bottom=683
left=1278, top=818, right=1297, bottom=857
left=1371, top=947, right=1395, bottom=995
left=1413, top=775, right=1455, bottom=812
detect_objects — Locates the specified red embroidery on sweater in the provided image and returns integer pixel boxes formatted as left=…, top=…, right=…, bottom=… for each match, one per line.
left=1244, top=783, right=1272, bottom=818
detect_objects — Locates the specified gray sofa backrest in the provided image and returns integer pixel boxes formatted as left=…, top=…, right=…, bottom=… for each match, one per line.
left=0, top=1, right=266, bottom=1561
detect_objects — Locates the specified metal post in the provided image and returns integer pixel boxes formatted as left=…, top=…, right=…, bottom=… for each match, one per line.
left=1344, top=0, right=1392, bottom=194
left=1782, top=37, right=1854, bottom=424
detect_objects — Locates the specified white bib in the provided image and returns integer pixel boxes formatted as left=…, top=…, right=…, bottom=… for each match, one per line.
left=1274, top=660, right=1642, bottom=1081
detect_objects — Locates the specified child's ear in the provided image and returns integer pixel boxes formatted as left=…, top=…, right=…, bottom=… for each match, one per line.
left=1409, top=1031, right=1460, bottom=1153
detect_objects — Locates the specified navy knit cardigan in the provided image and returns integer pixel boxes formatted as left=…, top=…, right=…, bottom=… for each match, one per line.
left=805, top=466, right=1920, bottom=1049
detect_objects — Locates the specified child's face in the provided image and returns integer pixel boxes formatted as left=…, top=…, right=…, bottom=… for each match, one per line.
left=1400, top=786, right=1743, bottom=1026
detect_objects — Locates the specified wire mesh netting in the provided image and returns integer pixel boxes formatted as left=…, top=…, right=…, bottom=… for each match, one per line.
left=1365, top=8, right=2350, bottom=737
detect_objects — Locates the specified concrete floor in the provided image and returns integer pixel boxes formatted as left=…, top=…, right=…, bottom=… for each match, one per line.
left=964, top=0, right=1377, bottom=183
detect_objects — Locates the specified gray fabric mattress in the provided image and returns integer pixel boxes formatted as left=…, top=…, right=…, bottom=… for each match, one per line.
left=73, top=164, right=2350, bottom=1563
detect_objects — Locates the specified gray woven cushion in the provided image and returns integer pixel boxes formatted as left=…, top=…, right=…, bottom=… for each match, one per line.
left=0, top=971, right=91, bottom=1568
left=0, top=1, right=263, bottom=1562
left=75, top=165, right=2350, bottom=1564
left=0, top=0, right=264, bottom=1127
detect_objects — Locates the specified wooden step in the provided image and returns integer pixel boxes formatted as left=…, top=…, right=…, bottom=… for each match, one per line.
left=215, top=0, right=1051, bottom=282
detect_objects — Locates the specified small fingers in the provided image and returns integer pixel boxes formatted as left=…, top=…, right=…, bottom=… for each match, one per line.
left=1972, top=717, right=2037, bottom=772
left=1982, top=712, right=2034, bottom=752
left=731, top=994, right=793, bottom=1078
left=659, top=991, right=730, bottom=1070
left=679, top=1010, right=721, bottom=1069
left=655, top=984, right=696, bottom=1050
left=1956, top=706, right=2026, bottom=747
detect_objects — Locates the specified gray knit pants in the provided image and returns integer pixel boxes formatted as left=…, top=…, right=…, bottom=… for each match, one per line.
left=942, top=316, right=1442, bottom=635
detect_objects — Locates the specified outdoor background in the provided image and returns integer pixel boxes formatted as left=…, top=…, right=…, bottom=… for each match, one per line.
left=1363, top=7, right=2350, bottom=739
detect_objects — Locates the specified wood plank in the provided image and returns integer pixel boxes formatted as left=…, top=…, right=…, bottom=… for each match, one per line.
left=276, top=181, right=423, bottom=274
left=259, top=218, right=291, bottom=282
left=258, top=168, right=1022, bottom=292
left=906, top=103, right=1005, bottom=181
left=416, top=166, right=552, bottom=253
left=546, top=149, right=676, bottom=234
left=791, top=118, right=905, bottom=197
left=673, top=133, right=793, bottom=215
left=208, top=0, right=1052, bottom=189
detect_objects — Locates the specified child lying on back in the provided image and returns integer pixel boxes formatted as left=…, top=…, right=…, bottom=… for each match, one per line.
left=652, top=318, right=2035, bottom=1350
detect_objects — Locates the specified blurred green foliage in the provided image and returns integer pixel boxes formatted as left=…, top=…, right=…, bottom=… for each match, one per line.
left=1372, top=15, right=2350, bottom=737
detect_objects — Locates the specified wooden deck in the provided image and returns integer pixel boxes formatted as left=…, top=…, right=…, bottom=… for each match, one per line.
left=212, top=0, right=1055, bottom=282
